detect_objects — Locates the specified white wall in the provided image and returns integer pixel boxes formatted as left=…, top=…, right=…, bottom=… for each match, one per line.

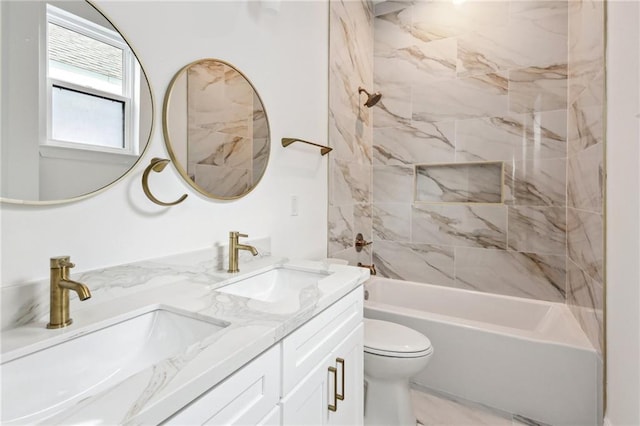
left=1, top=1, right=41, bottom=200
left=0, top=0, right=329, bottom=286
left=606, top=1, right=640, bottom=425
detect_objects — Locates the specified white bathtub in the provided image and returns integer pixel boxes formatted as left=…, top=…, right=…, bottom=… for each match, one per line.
left=364, top=277, right=602, bottom=426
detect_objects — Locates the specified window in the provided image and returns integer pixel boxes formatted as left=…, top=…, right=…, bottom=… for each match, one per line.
left=44, top=5, right=140, bottom=157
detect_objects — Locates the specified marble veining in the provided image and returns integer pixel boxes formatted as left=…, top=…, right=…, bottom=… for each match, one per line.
left=413, top=37, right=458, bottom=82
left=411, top=386, right=552, bottom=426
left=568, top=142, right=604, bottom=213
left=454, top=248, right=565, bottom=302
left=354, top=203, right=373, bottom=244
left=456, top=111, right=567, bottom=162
left=373, top=121, right=455, bottom=166
left=507, top=206, right=566, bottom=255
left=328, top=204, right=354, bottom=254
left=457, top=2, right=567, bottom=78
left=413, top=72, right=509, bottom=123
left=372, top=203, right=411, bottom=241
left=456, top=26, right=512, bottom=78
left=567, top=258, right=604, bottom=352
left=568, top=101, right=604, bottom=156
left=568, top=0, right=605, bottom=105
left=508, top=65, right=567, bottom=114
left=374, top=8, right=412, bottom=57
left=328, top=97, right=372, bottom=163
left=373, top=241, right=455, bottom=286
left=567, top=207, right=604, bottom=284
left=329, top=0, right=374, bottom=268
left=415, top=163, right=503, bottom=204
left=504, top=158, right=566, bottom=207
left=373, top=165, right=414, bottom=203
left=330, top=159, right=371, bottom=206
left=565, top=0, right=605, bottom=355
left=411, top=2, right=509, bottom=43
left=371, top=83, right=412, bottom=129
left=413, top=387, right=513, bottom=426
left=412, top=204, right=507, bottom=250
left=329, top=0, right=373, bottom=165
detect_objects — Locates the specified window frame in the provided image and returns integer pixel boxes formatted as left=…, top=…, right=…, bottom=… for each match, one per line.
left=42, top=4, right=140, bottom=160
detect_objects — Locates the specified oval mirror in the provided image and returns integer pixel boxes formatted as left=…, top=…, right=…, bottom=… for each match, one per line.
left=1, top=0, right=153, bottom=204
left=163, top=59, right=270, bottom=200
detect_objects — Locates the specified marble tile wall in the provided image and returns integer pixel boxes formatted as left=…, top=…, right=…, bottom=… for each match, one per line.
left=415, top=162, right=503, bottom=203
left=566, top=0, right=605, bottom=355
left=328, top=0, right=374, bottom=266
left=370, top=0, right=569, bottom=304
left=329, top=0, right=605, bottom=354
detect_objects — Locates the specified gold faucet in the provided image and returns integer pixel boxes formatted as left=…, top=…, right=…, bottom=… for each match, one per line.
left=228, top=232, right=258, bottom=273
left=358, top=262, right=377, bottom=276
left=47, top=256, right=91, bottom=329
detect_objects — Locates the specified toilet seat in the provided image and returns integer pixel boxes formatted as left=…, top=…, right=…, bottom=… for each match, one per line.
left=364, top=319, right=433, bottom=358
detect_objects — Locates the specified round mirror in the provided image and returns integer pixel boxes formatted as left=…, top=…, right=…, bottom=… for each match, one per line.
left=163, top=59, right=270, bottom=200
left=1, top=0, right=153, bottom=204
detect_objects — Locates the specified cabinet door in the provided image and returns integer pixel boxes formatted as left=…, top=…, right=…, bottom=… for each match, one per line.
left=328, top=323, right=363, bottom=426
left=281, top=353, right=332, bottom=426
left=282, top=323, right=364, bottom=426
left=282, top=288, right=363, bottom=395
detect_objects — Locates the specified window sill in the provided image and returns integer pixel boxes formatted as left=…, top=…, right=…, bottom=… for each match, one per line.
left=40, top=144, right=139, bottom=165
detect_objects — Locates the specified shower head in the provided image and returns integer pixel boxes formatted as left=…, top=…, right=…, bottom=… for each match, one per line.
left=358, top=87, right=382, bottom=108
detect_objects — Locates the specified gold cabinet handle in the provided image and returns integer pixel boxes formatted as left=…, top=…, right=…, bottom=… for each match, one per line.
left=142, top=158, right=188, bottom=206
left=328, top=366, right=338, bottom=412
left=336, top=358, right=345, bottom=401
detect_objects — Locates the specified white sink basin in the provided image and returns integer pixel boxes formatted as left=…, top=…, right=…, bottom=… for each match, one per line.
left=217, top=266, right=330, bottom=303
left=1, top=306, right=229, bottom=424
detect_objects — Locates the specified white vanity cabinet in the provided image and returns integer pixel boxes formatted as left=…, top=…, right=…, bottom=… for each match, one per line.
left=280, top=325, right=363, bottom=426
left=164, top=344, right=281, bottom=425
left=164, top=286, right=363, bottom=426
left=281, top=287, right=364, bottom=426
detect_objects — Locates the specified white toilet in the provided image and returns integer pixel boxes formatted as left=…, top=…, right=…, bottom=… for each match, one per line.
left=363, top=318, right=433, bottom=426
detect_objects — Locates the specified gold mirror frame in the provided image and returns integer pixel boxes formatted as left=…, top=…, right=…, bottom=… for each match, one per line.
left=162, top=58, right=271, bottom=201
left=0, top=0, right=154, bottom=205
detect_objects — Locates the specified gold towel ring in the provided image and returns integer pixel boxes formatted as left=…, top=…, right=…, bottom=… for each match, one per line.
left=141, top=158, right=188, bottom=206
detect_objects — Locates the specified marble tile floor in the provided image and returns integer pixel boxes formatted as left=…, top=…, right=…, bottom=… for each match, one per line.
left=411, top=386, right=551, bottom=426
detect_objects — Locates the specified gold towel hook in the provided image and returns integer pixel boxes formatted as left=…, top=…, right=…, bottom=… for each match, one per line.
left=141, top=158, right=188, bottom=206
left=281, top=138, right=332, bottom=156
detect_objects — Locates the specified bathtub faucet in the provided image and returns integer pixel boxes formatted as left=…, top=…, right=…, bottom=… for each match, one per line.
left=358, top=262, right=376, bottom=276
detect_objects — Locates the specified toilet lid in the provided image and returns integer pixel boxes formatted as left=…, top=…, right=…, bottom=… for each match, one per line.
left=364, top=318, right=433, bottom=358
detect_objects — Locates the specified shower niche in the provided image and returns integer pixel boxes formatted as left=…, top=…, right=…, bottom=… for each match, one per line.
left=414, top=162, right=504, bottom=204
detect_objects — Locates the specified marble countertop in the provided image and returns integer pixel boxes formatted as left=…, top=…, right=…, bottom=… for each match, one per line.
left=0, top=251, right=369, bottom=425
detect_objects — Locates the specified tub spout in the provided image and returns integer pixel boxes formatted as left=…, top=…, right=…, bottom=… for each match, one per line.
left=358, top=262, right=377, bottom=276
